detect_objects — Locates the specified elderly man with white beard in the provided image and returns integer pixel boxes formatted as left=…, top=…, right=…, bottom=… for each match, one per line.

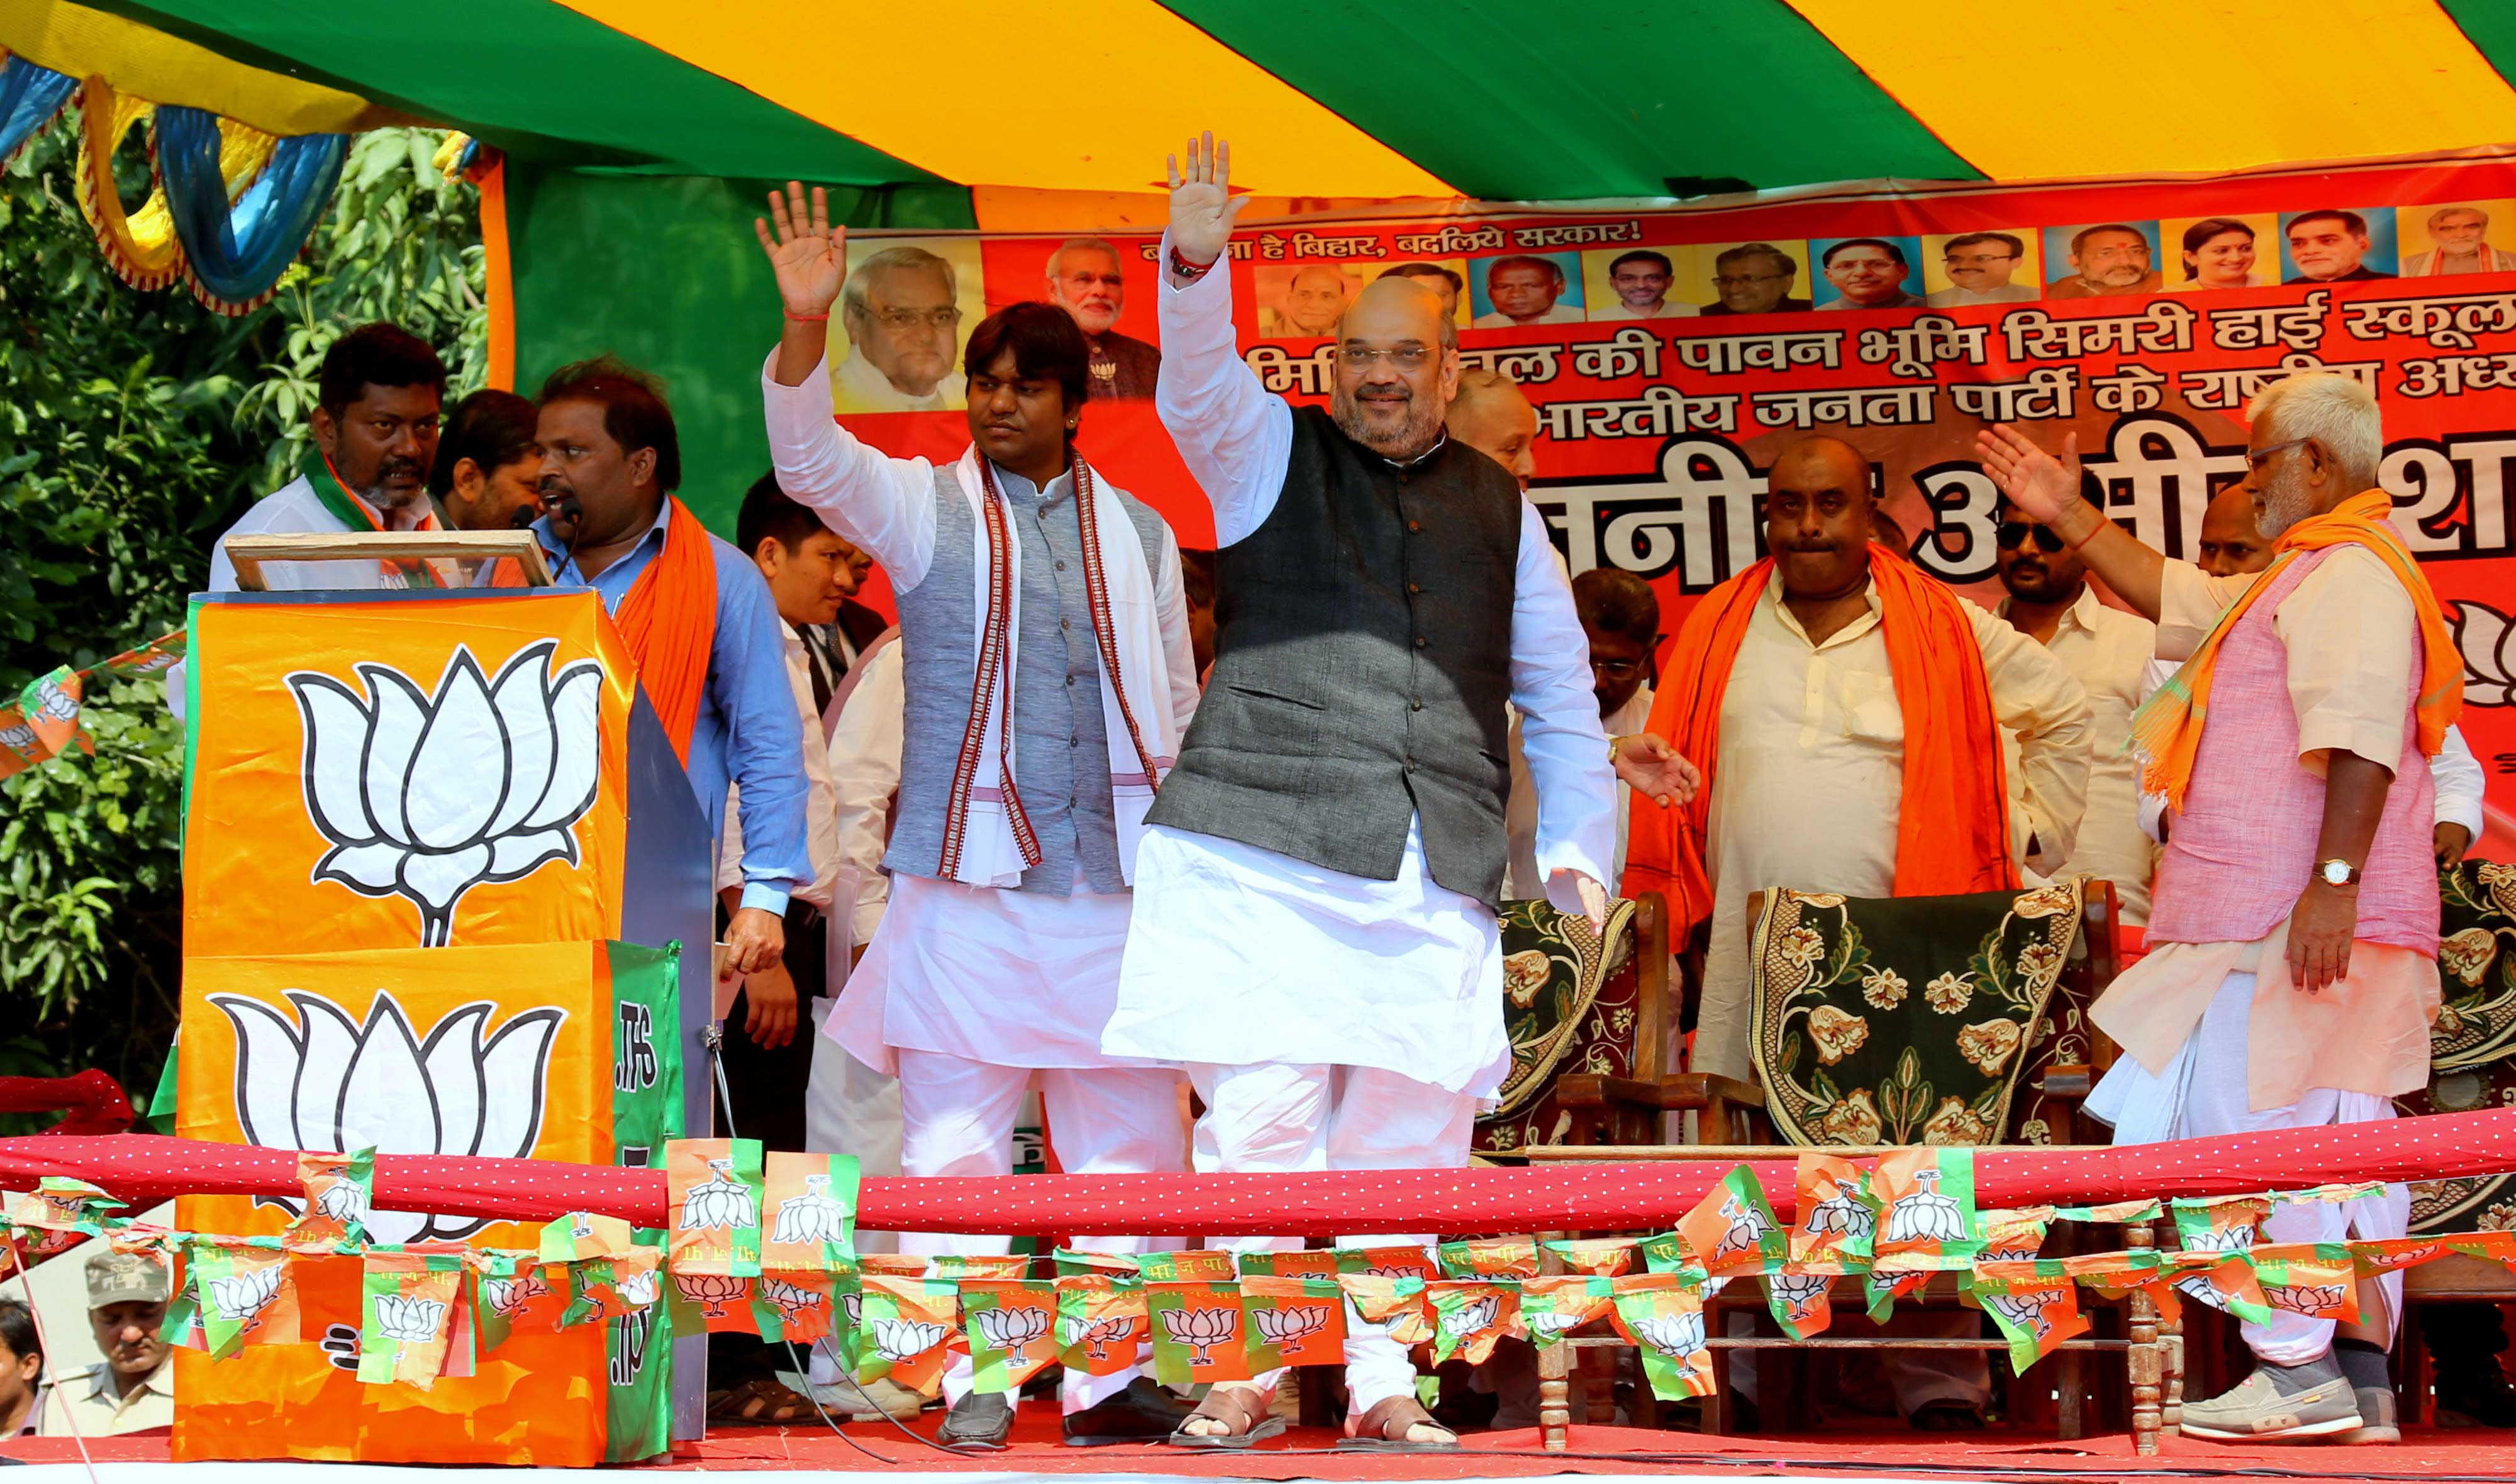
left=1981, top=373, right=2463, bottom=1446
left=1101, top=133, right=1690, bottom=1452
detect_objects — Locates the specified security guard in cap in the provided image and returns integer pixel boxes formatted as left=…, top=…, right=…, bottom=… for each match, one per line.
left=38, top=1251, right=174, bottom=1436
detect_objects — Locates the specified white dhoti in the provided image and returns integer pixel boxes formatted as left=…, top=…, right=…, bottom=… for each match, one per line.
left=1106, top=820, right=1507, bottom=1411
left=2089, top=966, right=2407, bottom=1362
left=829, top=872, right=1186, bottom=1409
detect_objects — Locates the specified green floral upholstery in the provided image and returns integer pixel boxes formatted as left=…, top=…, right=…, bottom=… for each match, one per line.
left=1473, top=896, right=1639, bottom=1155
left=2404, top=860, right=2516, bottom=1232
left=1749, top=879, right=2087, bottom=1147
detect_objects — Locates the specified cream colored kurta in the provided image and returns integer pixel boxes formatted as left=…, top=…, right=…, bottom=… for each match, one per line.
left=2091, top=548, right=2441, bottom=1108
left=1998, top=587, right=2161, bottom=924
left=1690, top=577, right=2093, bottom=1087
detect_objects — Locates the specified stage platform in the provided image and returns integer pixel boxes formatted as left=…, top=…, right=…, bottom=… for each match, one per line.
left=12, top=1410, right=2516, bottom=1484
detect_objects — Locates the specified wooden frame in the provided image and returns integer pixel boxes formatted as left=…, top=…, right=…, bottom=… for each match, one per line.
left=223, top=531, right=553, bottom=591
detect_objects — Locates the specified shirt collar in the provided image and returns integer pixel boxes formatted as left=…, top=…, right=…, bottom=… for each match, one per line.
left=1761, top=569, right=1883, bottom=650
left=532, top=497, right=672, bottom=575
left=1993, top=582, right=2098, bottom=633
left=1383, top=430, right=1449, bottom=472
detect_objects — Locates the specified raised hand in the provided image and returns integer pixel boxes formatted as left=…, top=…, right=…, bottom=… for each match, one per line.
left=1166, top=131, right=1248, bottom=270
left=1974, top=424, right=2081, bottom=525
left=753, top=181, right=845, bottom=317
left=1611, top=733, right=1701, bottom=809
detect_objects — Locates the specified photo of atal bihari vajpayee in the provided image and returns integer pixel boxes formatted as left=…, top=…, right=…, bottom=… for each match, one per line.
left=2403, top=201, right=2516, bottom=275
left=1257, top=261, right=1356, bottom=339
left=2281, top=208, right=2398, bottom=283
left=1696, top=241, right=1813, bottom=315
left=1923, top=231, right=2038, bottom=307
left=830, top=238, right=983, bottom=413
left=1813, top=236, right=1924, bottom=309
left=1044, top=236, right=1161, bottom=399
left=2042, top=222, right=2163, bottom=300
left=1584, top=247, right=1698, bottom=319
left=1471, top=252, right=1586, bottom=326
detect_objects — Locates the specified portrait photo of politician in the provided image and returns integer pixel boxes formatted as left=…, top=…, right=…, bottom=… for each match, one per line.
left=2400, top=202, right=2516, bottom=275
left=2161, top=216, right=2271, bottom=292
left=1698, top=241, right=1812, bottom=315
left=1471, top=252, right=1586, bottom=327
left=1812, top=237, right=1923, bottom=310
left=833, top=240, right=979, bottom=413
left=1046, top=236, right=1161, bottom=399
left=1584, top=247, right=1698, bottom=319
left=2280, top=208, right=2398, bottom=283
left=1256, top=261, right=1359, bottom=339
left=1379, top=262, right=1469, bottom=324
left=1923, top=231, right=2037, bottom=307
left=2042, top=222, right=2163, bottom=300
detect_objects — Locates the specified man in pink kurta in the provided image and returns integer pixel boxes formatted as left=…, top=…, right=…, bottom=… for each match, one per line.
left=1980, top=372, right=2459, bottom=1446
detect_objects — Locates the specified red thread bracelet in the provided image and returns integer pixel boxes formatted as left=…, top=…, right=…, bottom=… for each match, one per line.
left=784, top=308, right=829, bottom=322
left=1169, top=245, right=1217, bottom=282
left=2067, top=518, right=2110, bottom=550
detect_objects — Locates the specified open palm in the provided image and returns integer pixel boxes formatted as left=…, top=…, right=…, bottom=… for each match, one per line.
left=753, top=180, right=845, bottom=316
left=1167, top=131, right=1249, bottom=266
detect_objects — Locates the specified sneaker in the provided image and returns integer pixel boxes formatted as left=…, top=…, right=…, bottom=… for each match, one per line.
left=2179, top=1371, right=2361, bottom=1442
left=938, top=1392, right=1013, bottom=1448
left=2336, top=1385, right=2400, bottom=1445
left=812, top=1374, right=926, bottom=1421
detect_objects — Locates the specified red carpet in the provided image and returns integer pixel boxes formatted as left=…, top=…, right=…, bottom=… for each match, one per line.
left=21, top=1406, right=2516, bottom=1481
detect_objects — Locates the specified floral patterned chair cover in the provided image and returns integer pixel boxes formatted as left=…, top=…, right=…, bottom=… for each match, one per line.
left=2404, top=859, right=2516, bottom=1231
left=1472, top=895, right=1645, bottom=1155
left=1746, top=878, right=2096, bottom=1147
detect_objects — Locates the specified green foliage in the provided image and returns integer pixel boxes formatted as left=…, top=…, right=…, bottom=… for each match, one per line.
left=0, top=116, right=484, bottom=1112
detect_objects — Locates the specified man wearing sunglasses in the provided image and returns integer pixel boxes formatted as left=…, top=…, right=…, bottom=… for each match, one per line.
left=1981, top=374, right=2464, bottom=1446
left=1992, top=500, right=2161, bottom=928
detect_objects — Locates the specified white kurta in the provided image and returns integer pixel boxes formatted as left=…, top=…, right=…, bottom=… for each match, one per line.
left=1998, top=587, right=2159, bottom=923
left=1507, top=685, right=1654, bottom=900
left=1102, top=232, right=1618, bottom=1100
left=1689, top=579, right=2091, bottom=1087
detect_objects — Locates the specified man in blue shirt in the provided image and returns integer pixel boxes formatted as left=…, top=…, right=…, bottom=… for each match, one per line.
left=532, top=357, right=811, bottom=996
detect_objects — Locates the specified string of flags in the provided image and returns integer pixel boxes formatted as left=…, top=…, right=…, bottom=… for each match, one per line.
left=0, top=630, right=186, bottom=781
left=2, top=1140, right=2496, bottom=1404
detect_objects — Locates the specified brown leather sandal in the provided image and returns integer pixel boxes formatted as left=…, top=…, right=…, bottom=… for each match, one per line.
left=706, top=1375, right=816, bottom=1426
left=1336, top=1394, right=1459, bottom=1452
left=1168, top=1382, right=1286, bottom=1449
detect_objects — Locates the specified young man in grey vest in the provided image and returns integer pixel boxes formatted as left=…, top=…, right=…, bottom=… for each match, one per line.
left=1104, top=135, right=1652, bottom=1451
left=755, top=186, right=1201, bottom=1448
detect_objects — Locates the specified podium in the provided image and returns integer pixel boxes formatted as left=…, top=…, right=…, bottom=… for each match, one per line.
left=172, top=582, right=713, bottom=1464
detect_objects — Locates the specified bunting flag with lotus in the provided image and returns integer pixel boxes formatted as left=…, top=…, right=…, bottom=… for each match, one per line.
left=855, top=1275, right=960, bottom=1397
left=1792, top=1151, right=1878, bottom=1270
left=1520, top=1274, right=1615, bottom=1351
left=189, top=1243, right=300, bottom=1358
left=1970, top=1258, right=2091, bottom=1371
left=359, top=1251, right=468, bottom=1388
left=760, top=1152, right=859, bottom=1273
left=2249, top=1243, right=2363, bottom=1324
left=960, top=1278, right=1060, bottom=1393
left=1678, top=1166, right=1786, bottom=1279
left=1233, top=1249, right=1341, bottom=1279
left=668, top=1138, right=764, bottom=1284
left=291, top=1149, right=377, bottom=1247
left=1239, top=1275, right=1345, bottom=1370
left=1055, top=1273, right=1150, bottom=1376
left=1437, top=1238, right=1540, bottom=1279
left=1428, top=1280, right=1520, bottom=1365
left=1609, top=1275, right=1716, bottom=1400
left=1146, top=1281, right=1253, bottom=1385
left=1542, top=1238, right=1640, bottom=1277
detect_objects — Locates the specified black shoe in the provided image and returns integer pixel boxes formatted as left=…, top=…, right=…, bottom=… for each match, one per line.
left=1064, top=1376, right=1194, bottom=1446
left=939, top=1392, right=1014, bottom=1448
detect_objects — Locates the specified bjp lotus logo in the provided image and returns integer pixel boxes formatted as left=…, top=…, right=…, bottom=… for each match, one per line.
left=376, top=1294, right=448, bottom=1343
left=209, top=988, right=565, bottom=1243
left=288, top=640, right=602, bottom=947
left=1156, top=1305, right=1237, bottom=1365
left=208, top=1263, right=284, bottom=1324
left=972, top=1305, right=1050, bottom=1352
left=1629, top=1308, right=1707, bottom=1359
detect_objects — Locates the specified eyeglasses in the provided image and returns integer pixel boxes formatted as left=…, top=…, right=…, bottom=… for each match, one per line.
left=1995, top=521, right=2066, bottom=553
left=870, top=306, right=962, bottom=331
left=2245, top=436, right=2312, bottom=470
left=1339, top=345, right=1436, bottom=370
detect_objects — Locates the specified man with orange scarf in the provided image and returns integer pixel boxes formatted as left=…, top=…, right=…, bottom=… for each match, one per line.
left=532, top=358, right=808, bottom=988
left=1625, top=434, right=2088, bottom=1428
left=1981, top=372, right=2462, bottom=1446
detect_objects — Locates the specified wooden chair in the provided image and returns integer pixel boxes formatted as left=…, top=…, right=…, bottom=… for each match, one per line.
left=1522, top=877, right=2174, bottom=1456
left=1474, top=892, right=1677, bottom=1154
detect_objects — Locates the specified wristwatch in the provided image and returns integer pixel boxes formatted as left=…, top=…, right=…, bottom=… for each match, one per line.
left=2315, top=858, right=2362, bottom=887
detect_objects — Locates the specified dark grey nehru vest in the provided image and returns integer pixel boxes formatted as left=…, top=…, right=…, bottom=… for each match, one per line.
left=1147, top=406, right=1522, bottom=902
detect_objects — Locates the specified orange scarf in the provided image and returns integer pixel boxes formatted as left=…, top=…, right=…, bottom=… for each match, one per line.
left=1622, top=546, right=2018, bottom=940
left=2130, top=488, right=2462, bottom=811
left=612, top=498, right=718, bottom=765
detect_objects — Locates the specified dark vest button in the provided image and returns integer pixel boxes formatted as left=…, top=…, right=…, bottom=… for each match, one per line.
left=1407, top=519, right=1422, bottom=533
left=1406, top=582, right=1420, bottom=595
left=1414, top=635, right=1427, bottom=648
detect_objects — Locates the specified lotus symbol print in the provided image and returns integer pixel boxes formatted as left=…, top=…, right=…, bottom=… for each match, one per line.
left=289, top=640, right=603, bottom=947
left=1522, top=1309, right=1585, bottom=1337
left=2182, top=1219, right=2258, bottom=1255
left=376, top=1295, right=447, bottom=1344
left=1440, top=1295, right=1499, bottom=1338
left=770, top=1173, right=845, bottom=1244
left=1881, top=1168, right=1966, bottom=1244
left=681, top=1159, right=757, bottom=1231
left=1062, top=1313, right=1137, bottom=1362
left=873, top=1319, right=949, bottom=1361
left=315, top=1177, right=370, bottom=1228
left=26, top=673, right=77, bottom=725
left=1631, top=1309, right=1706, bottom=1359
left=674, top=1271, right=749, bottom=1317
left=208, top=1264, right=284, bottom=1324
left=482, top=1271, right=548, bottom=1318
left=617, top=1269, right=659, bottom=1310
left=1252, top=1305, right=1332, bottom=1346
left=842, top=1290, right=864, bottom=1331
left=1712, top=1195, right=1773, bottom=1263
left=974, top=1305, right=1050, bottom=1351
left=758, top=1278, right=827, bottom=1322
left=211, top=989, right=564, bottom=1244
left=1158, top=1306, right=1238, bottom=1364
left=2453, top=599, right=2515, bottom=706
left=1806, top=1192, right=1875, bottom=1241
left=1984, top=1288, right=2058, bottom=1337
left=2266, top=1283, right=2346, bottom=1315
left=1767, top=1271, right=1830, bottom=1322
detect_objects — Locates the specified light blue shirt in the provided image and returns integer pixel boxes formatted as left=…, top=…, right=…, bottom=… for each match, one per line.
left=534, top=500, right=809, bottom=916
